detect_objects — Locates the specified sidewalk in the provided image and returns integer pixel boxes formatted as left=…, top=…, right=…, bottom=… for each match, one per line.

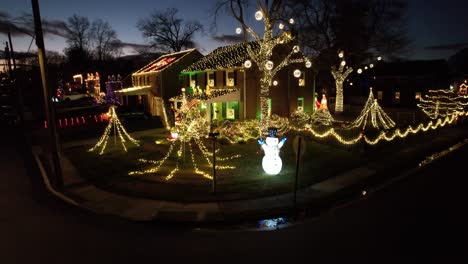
left=31, top=126, right=468, bottom=223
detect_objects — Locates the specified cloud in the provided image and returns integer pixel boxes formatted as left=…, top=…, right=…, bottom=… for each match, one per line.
left=211, top=34, right=244, bottom=44
left=0, top=10, right=70, bottom=38
left=424, top=43, right=468, bottom=51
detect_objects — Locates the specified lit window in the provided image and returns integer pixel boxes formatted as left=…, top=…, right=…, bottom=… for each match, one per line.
left=299, top=79, right=305, bottom=87
left=415, top=92, right=422, bottom=100
left=226, top=70, right=235, bottom=87
left=297, top=97, right=304, bottom=111
left=377, top=91, right=383, bottom=100
left=394, top=91, right=400, bottom=100
left=208, top=72, right=216, bottom=87
left=190, top=74, right=197, bottom=88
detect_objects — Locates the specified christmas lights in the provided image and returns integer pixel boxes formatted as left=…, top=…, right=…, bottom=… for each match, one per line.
left=88, top=106, right=140, bottom=155
left=129, top=90, right=239, bottom=180
left=348, top=88, right=395, bottom=130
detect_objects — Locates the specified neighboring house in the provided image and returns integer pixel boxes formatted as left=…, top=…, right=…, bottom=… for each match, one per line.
left=115, top=49, right=203, bottom=116
left=177, top=41, right=314, bottom=124
left=354, top=60, right=451, bottom=107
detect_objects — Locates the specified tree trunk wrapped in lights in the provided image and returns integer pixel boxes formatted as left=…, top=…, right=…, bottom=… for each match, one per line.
left=349, top=88, right=395, bottom=130
left=88, top=106, right=140, bottom=155
left=331, top=61, right=353, bottom=114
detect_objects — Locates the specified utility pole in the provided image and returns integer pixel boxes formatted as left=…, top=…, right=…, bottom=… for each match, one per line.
left=32, top=0, right=63, bottom=190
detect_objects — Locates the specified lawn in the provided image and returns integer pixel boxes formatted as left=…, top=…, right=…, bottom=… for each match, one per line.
left=64, top=127, right=365, bottom=202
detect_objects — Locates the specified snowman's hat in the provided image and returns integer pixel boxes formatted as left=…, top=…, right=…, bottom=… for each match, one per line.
left=267, top=127, right=278, bottom=138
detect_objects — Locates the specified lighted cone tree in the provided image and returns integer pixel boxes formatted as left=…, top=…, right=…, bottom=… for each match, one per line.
left=331, top=51, right=353, bottom=114
left=230, top=1, right=312, bottom=133
left=349, top=88, right=395, bottom=130
left=129, top=90, right=240, bottom=180
left=89, top=106, right=140, bottom=155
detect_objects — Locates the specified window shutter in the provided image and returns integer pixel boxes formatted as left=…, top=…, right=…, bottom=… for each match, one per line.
left=204, top=72, right=207, bottom=87
left=223, top=71, right=226, bottom=86
left=234, top=70, right=238, bottom=86
left=214, top=72, right=217, bottom=86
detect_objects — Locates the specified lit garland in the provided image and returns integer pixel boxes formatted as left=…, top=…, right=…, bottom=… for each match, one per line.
left=290, top=109, right=310, bottom=128
left=348, top=88, right=395, bottom=130
left=129, top=90, right=239, bottom=180
left=88, top=106, right=140, bottom=155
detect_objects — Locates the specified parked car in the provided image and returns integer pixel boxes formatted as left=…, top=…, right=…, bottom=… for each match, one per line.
left=62, top=92, right=89, bottom=101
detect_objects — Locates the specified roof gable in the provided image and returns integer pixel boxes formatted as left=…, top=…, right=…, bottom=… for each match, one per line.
left=183, top=42, right=260, bottom=72
left=134, top=49, right=199, bottom=74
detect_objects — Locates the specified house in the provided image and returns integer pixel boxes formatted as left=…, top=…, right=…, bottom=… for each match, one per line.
left=176, top=41, right=314, bottom=124
left=115, top=49, right=203, bottom=116
left=354, top=60, right=451, bottom=107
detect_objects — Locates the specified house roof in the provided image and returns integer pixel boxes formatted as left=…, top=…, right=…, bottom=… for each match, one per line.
left=182, top=42, right=260, bottom=72
left=134, top=49, right=199, bottom=75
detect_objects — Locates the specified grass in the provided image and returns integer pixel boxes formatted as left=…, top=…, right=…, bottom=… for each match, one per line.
left=64, top=128, right=364, bottom=202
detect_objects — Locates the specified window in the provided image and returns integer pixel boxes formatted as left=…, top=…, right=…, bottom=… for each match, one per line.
left=208, top=72, right=216, bottom=87
left=190, top=74, right=197, bottom=88
left=377, top=91, right=383, bottom=100
left=415, top=92, right=422, bottom=100
left=226, top=70, right=235, bottom=86
left=394, top=91, right=400, bottom=103
left=297, top=97, right=304, bottom=111
left=299, top=78, right=305, bottom=87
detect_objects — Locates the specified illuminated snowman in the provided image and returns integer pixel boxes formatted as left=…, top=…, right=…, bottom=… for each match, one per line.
left=257, top=127, right=287, bottom=175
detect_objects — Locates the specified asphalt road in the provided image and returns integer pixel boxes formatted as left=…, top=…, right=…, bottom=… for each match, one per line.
left=1, top=128, right=467, bottom=263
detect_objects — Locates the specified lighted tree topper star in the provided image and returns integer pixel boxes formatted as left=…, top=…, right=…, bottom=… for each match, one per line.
left=257, top=127, right=286, bottom=175
left=88, top=106, right=140, bottom=155
left=129, top=90, right=240, bottom=181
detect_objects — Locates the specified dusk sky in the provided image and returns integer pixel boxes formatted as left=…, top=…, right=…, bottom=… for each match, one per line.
left=2, top=0, right=468, bottom=60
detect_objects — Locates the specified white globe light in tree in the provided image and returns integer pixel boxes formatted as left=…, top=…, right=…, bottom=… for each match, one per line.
left=293, top=69, right=302, bottom=78
left=377, top=56, right=382, bottom=61
left=305, top=60, right=312, bottom=68
left=370, top=64, right=374, bottom=68
left=338, top=51, right=344, bottom=58
left=236, top=27, right=242, bottom=34
left=364, top=66, right=368, bottom=70
left=357, top=68, right=363, bottom=74
left=255, top=11, right=263, bottom=20
left=341, top=61, right=346, bottom=66
left=289, top=18, right=294, bottom=24
left=293, top=45, right=300, bottom=53
left=265, top=60, right=274, bottom=70
left=278, top=23, right=284, bottom=30
left=273, top=80, right=278, bottom=86
left=244, top=60, right=252, bottom=68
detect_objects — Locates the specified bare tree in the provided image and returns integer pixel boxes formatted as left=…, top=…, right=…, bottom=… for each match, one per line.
left=289, top=0, right=409, bottom=62
left=90, top=19, right=122, bottom=61
left=137, top=8, right=204, bottom=53
left=211, top=0, right=250, bottom=42
left=66, top=14, right=91, bottom=51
